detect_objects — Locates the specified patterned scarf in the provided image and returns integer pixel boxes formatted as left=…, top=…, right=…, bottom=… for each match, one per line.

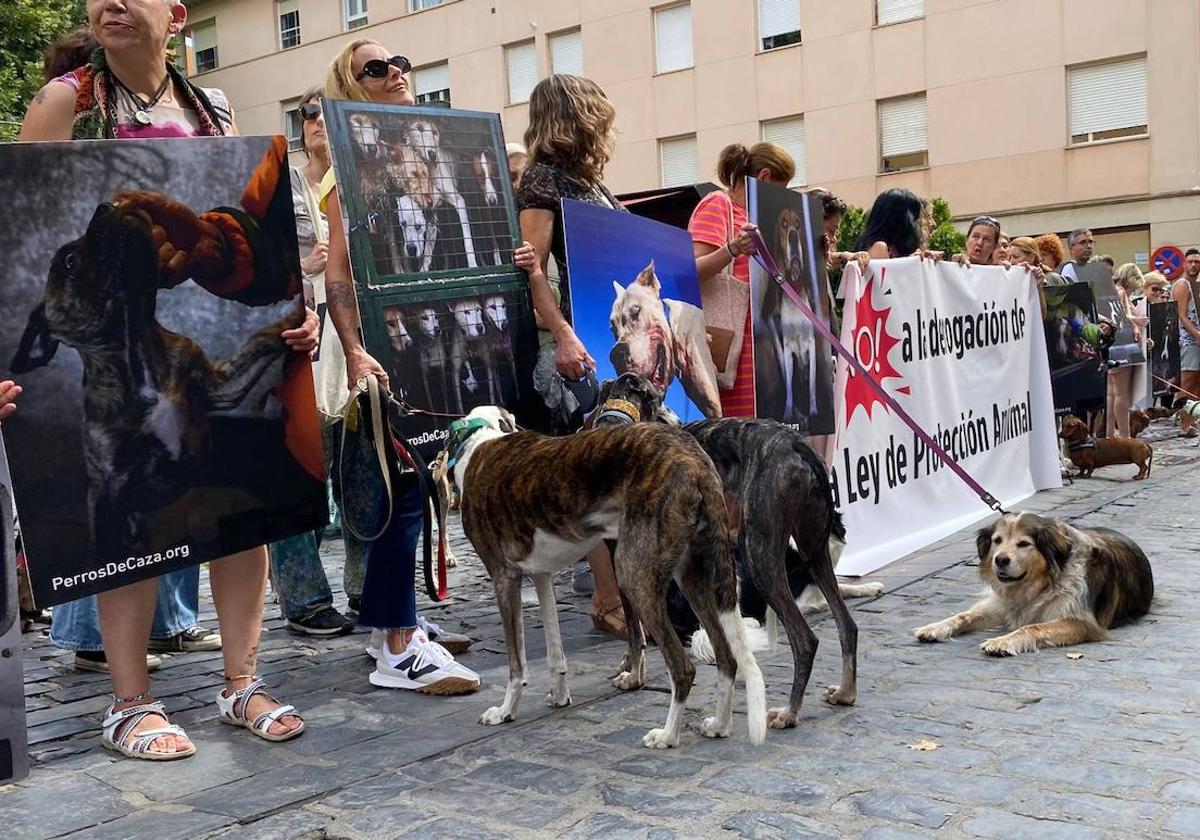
left=68, top=49, right=229, bottom=140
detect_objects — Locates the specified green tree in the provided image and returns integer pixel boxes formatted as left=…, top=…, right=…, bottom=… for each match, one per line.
left=835, top=203, right=866, bottom=254
left=0, top=0, right=88, bottom=141
left=927, top=196, right=966, bottom=256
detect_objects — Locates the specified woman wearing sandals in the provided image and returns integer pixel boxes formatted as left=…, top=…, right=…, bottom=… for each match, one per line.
left=321, top=39, right=538, bottom=691
left=19, top=0, right=312, bottom=759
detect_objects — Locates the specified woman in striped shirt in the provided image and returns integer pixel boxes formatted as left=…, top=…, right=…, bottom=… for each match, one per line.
left=688, top=143, right=796, bottom=417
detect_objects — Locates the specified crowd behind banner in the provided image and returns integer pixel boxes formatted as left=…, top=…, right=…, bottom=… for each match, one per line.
left=0, top=2, right=1197, bottom=769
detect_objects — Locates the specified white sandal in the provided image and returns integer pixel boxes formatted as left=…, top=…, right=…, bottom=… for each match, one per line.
left=101, top=700, right=196, bottom=761
left=215, top=677, right=305, bottom=742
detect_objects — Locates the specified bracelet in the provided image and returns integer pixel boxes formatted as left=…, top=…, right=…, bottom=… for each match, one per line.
left=553, top=321, right=571, bottom=337
left=726, top=242, right=737, bottom=259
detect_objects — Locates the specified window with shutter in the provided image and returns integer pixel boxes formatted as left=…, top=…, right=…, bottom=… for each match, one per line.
left=877, top=0, right=923, bottom=26
left=283, top=101, right=302, bottom=152
left=278, top=0, right=300, bottom=49
left=189, top=20, right=218, bottom=73
left=415, top=62, right=451, bottom=108
left=762, top=117, right=806, bottom=186
left=344, top=0, right=368, bottom=30
left=879, top=95, right=928, bottom=172
left=550, top=29, right=584, bottom=76
left=660, top=135, right=699, bottom=187
left=506, top=41, right=538, bottom=104
left=1068, top=57, right=1148, bottom=144
left=758, top=0, right=801, bottom=51
left=654, top=4, right=693, bottom=74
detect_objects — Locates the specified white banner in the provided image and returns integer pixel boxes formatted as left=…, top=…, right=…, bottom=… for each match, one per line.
left=832, top=258, right=1061, bottom=576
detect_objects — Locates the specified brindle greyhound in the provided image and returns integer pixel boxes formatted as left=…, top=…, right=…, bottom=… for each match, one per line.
left=593, top=373, right=870, bottom=729
left=10, top=203, right=298, bottom=561
left=445, top=406, right=767, bottom=749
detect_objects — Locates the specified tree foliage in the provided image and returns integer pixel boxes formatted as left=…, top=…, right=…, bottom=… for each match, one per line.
left=0, top=0, right=88, bottom=141
left=927, top=196, right=966, bottom=256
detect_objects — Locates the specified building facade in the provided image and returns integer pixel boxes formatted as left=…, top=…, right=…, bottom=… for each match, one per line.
left=182, top=0, right=1200, bottom=266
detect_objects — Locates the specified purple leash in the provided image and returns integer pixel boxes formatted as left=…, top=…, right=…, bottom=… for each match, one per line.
left=747, top=229, right=1005, bottom=514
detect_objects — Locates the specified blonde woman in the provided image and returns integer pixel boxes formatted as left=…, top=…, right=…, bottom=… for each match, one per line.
left=321, top=39, right=535, bottom=691
left=1107, top=263, right=1149, bottom=437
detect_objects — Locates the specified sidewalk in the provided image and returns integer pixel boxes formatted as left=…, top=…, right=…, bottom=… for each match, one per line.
left=5, top=422, right=1200, bottom=839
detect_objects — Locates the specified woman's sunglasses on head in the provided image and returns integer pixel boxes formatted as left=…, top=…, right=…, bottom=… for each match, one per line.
left=300, top=103, right=322, bottom=121
left=355, top=55, right=412, bottom=81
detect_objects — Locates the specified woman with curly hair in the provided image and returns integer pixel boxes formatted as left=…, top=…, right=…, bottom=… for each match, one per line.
left=1035, top=233, right=1067, bottom=276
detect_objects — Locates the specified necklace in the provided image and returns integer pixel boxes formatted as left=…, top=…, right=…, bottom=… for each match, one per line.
left=111, top=71, right=171, bottom=127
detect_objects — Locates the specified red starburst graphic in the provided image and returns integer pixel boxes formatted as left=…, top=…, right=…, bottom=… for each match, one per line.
left=845, top=270, right=908, bottom=423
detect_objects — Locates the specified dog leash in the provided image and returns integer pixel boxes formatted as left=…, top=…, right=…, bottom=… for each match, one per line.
left=1149, top=373, right=1200, bottom=403
left=747, top=230, right=1006, bottom=514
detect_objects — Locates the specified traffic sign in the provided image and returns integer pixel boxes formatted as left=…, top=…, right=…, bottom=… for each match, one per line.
left=1151, top=245, right=1185, bottom=279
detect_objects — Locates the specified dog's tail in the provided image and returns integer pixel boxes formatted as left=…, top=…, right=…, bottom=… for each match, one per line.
left=717, top=610, right=767, bottom=745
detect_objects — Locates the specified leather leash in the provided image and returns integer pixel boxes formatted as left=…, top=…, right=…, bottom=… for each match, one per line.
left=747, top=230, right=1006, bottom=514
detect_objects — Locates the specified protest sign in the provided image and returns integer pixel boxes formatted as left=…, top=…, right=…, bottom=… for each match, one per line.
left=564, top=199, right=721, bottom=421
left=832, top=260, right=1060, bottom=576
left=1043, top=282, right=1109, bottom=414
left=323, top=100, right=539, bottom=459
left=747, top=180, right=835, bottom=433
left=0, top=137, right=327, bottom=607
left=1148, top=301, right=1179, bottom=397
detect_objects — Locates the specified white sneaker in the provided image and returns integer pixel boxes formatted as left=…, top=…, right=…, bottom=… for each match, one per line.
left=369, top=629, right=480, bottom=694
left=416, top=615, right=472, bottom=654
left=365, top=628, right=383, bottom=660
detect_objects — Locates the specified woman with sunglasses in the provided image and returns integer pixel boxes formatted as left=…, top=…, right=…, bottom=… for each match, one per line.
left=320, top=39, right=535, bottom=693
left=951, top=216, right=1002, bottom=267
left=19, top=0, right=313, bottom=760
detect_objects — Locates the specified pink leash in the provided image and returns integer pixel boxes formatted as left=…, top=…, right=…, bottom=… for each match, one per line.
left=747, top=230, right=1005, bottom=514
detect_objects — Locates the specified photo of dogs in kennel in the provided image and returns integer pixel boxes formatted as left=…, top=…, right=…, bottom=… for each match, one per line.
left=563, top=199, right=722, bottom=422
left=0, top=137, right=327, bottom=607
left=331, top=104, right=514, bottom=279
left=748, top=180, right=836, bottom=433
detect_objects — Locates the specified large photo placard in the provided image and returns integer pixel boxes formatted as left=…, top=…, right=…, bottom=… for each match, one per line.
left=832, top=260, right=1060, bottom=576
left=0, top=137, right=327, bottom=607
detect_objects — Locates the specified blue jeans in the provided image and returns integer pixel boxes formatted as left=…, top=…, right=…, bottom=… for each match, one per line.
left=357, top=472, right=422, bottom=630
left=49, top=566, right=199, bottom=652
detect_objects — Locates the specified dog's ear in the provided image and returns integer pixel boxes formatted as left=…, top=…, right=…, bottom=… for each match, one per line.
left=497, top=409, right=517, bottom=433
left=596, top=378, right=614, bottom=407
left=975, top=522, right=996, bottom=562
left=1031, top=517, right=1072, bottom=571
left=9, top=304, right=60, bottom=373
left=612, top=280, right=625, bottom=300
left=635, top=262, right=660, bottom=292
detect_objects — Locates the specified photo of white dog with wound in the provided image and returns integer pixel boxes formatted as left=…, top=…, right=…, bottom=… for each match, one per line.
left=564, top=199, right=722, bottom=421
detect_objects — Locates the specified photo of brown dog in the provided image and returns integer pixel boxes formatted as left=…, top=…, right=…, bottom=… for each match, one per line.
left=914, top=512, right=1153, bottom=656
left=1058, top=414, right=1152, bottom=479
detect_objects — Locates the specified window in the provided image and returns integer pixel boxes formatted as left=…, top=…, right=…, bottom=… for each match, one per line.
left=654, top=4, right=693, bottom=74
left=410, top=0, right=444, bottom=9
left=876, top=0, right=923, bottom=26
left=550, top=29, right=584, bottom=76
left=879, top=94, right=928, bottom=172
left=344, top=0, right=368, bottom=30
left=278, top=0, right=300, bottom=49
left=1068, top=57, right=1148, bottom=145
left=506, top=41, right=538, bottom=104
left=660, top=135, right=698, bottom=187
left=415, top=62, right=451, bottom=108
left=758, top=0, right=801, bottom=51
left=283, top=101, right=302, bottom=152
left=187, top=20, right=218, bottom=74
left=762, top=117, right=806, bottom=186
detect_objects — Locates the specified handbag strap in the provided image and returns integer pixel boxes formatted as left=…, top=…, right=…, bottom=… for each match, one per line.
left=339, top=374, right=393, bottom=542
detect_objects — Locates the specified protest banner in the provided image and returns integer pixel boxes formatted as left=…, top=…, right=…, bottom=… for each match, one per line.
left=1148, top=300, right=1179, bottom=398
left=323, top=100, right=539, bottom=459
left=831, top=259, right=1060, bottom=576
left=563, top=199, right=721, bottom=422
left=1042, top=282, right=1109, bottom=414
left=0, top=136, right=327, bottom=607
left=747, top=180, right=835, bottom=433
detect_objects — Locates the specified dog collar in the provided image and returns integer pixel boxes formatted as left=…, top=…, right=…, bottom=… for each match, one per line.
left=445, top=417, right=489, bottom=470
left=1067, top=436, right=1098, bottom=452
left=595, top=398, right=642, bottom=426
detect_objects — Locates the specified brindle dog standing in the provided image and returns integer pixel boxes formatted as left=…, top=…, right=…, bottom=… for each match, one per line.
left=451, top=408, right=766, bottom=749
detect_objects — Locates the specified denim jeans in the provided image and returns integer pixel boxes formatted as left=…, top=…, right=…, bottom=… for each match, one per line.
left=49, top=566, right=199, bottom=652
left=357, top=472, right=421, bottom=630
left=268, top=422, right=367, bottom=619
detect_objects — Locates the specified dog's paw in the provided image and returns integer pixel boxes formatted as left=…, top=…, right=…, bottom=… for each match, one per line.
left=445, top=552, right=459, bottom=568
left=862, top=582, right=886, bottom=598
left=980, top=634, right=1033, bottom=657
left=914, top=622, right=952, bottom=643
left=545, top=690, right=572, bottom=708
left=612, top=670, right=643, bottom=691
left=642, top=728, right=678, bottom=749
left=766, top=707, right=798, bottom=729
left=699, top=716, right=731, bottom=739
left=823, top=684, right=857, bottom=706
left=479, top=706, right=513, bottom=726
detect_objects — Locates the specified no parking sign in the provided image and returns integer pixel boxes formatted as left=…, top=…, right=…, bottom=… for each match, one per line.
left=1151, top=245, right=1185, bottom=279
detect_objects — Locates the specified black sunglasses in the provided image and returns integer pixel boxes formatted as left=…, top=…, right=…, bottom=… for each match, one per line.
left=299, top=102, right=322, bottom=121
left=355, top=55, right=412, bottom=81
left=970, top=215, right=1002, bottom=231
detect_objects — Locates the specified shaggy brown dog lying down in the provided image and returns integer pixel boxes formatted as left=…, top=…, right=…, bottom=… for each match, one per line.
left=914, top=512, right=1152, bottom=656
left=1059, top=415, right=1152, bottom=479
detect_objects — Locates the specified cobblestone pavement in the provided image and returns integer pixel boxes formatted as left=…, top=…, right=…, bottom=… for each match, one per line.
left=5, top=422, right=1200, bottom=839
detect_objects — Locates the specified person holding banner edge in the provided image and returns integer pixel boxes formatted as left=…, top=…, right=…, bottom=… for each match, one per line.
left=1173, top=248, right=1200, bottom=437
left=18, top=0, right=315, bottom=758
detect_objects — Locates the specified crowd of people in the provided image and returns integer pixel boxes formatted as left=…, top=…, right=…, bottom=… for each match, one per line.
left=1, top=0, right=1196, bottom=765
